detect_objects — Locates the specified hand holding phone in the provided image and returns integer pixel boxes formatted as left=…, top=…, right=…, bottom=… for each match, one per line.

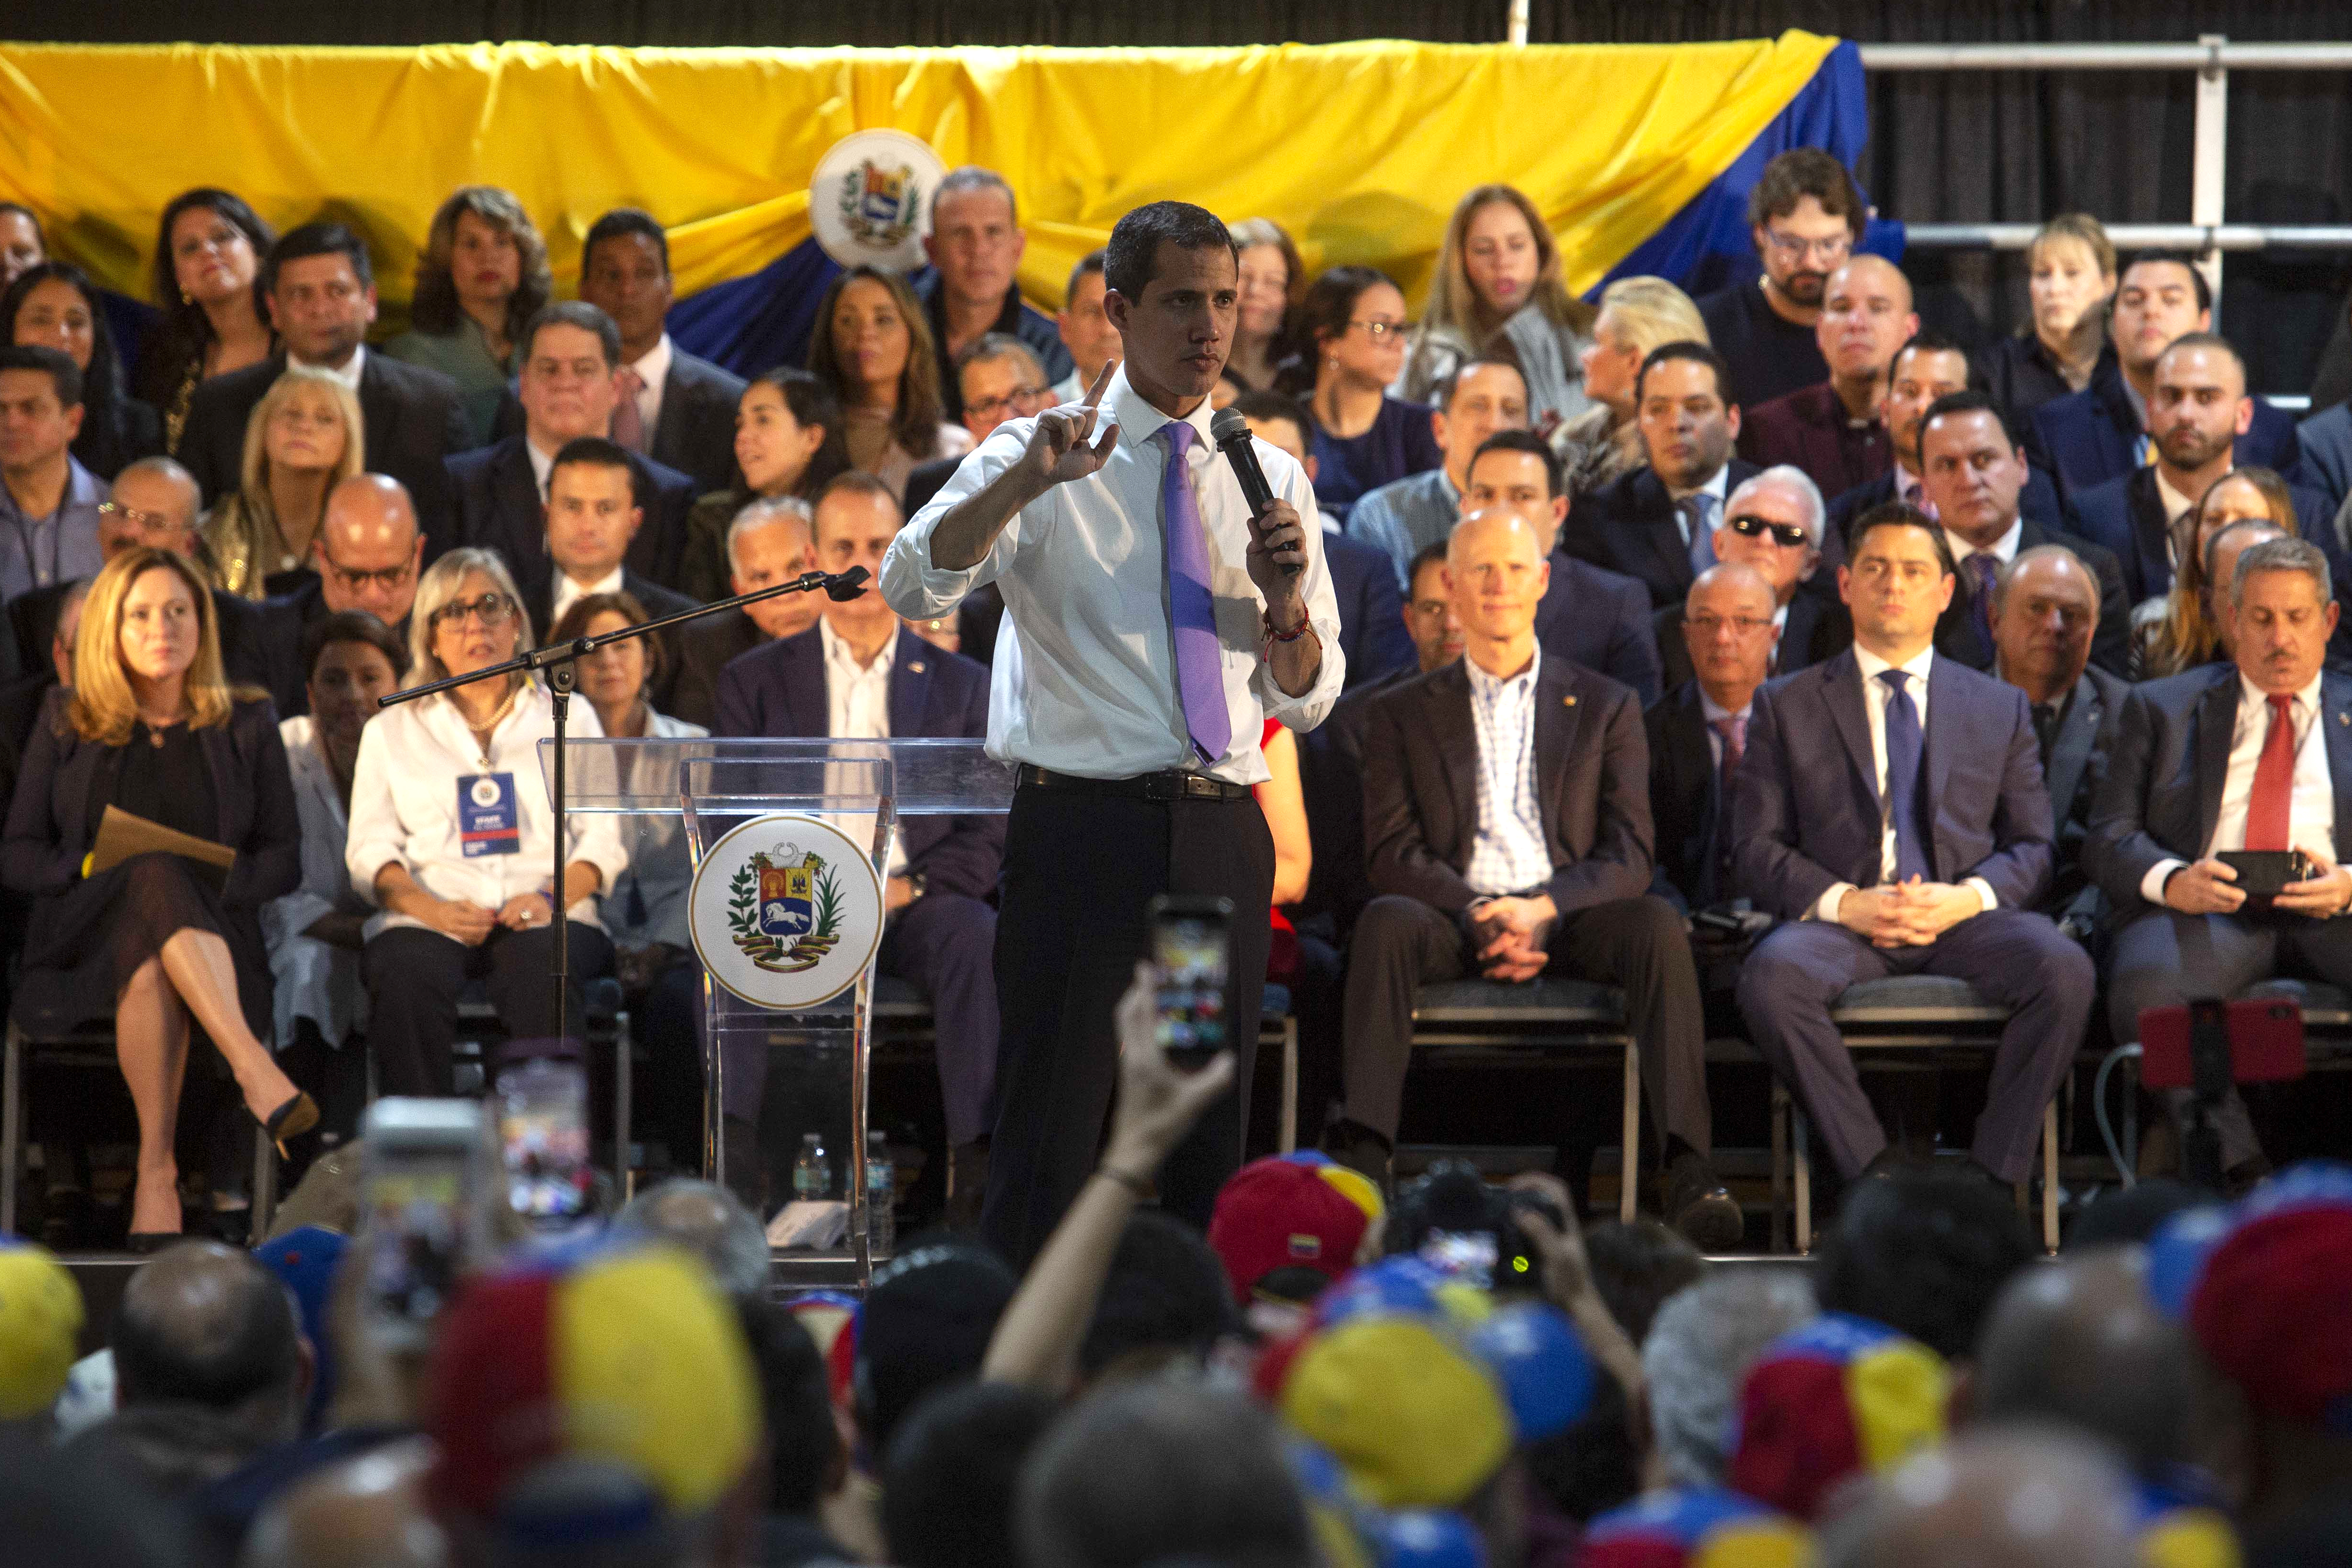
left=1148, top=894, right=1234, bottom=1072
left=359, top=1099, right=491, bottom=1352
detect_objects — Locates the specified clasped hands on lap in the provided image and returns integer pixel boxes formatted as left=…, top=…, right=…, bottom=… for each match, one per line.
left=1837, top=877, right=1985, bottom=948
left=1471, top=893, right=1556, bottom=982
left=2162, top=846, right=2352, bottom=919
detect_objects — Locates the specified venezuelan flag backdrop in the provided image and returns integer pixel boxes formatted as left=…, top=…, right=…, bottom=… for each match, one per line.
left=0, top=33, right=1867, bottom=374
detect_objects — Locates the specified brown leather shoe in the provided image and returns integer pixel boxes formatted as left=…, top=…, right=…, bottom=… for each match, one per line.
left=1664, top=1151, right=1744, bottom=1252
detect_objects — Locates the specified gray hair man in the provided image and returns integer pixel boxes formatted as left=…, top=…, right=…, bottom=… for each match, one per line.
left=1643, top=1268, right=1817, bottom=1491
left=667, top=495, right=820, bottom=727
left=1657, top=464, right=1834, bottom=688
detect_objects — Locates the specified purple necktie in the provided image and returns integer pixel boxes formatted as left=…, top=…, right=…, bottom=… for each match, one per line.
left=1158, top=422, right=1232, bottom=766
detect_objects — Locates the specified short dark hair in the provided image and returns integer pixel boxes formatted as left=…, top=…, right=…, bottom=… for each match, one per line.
left=1890, top=328, right=1967, bottom=379
left=112, top=1245, right=304, bottom=1414
left=1077, top=1211, right=1237, bottom=1381
left=1746, top=148, right=1866, bottom=239
left=522, top=299, right=623, bottom=368
left=1635, top=341, right=1732, bottom=408
left=1466, top=428, right=1566, bottom=500
left=548, top=434, right=635, bottom=491
left=1103, top=201, right=1238, bottom=303
left=1438, top=355, right=1529, bottom=411
left=581, top=207, right=669, bottom=279
left=1406, top=541, right=1450, bottom=595
left=262, top=221, right=374, bottom=296
left=0, top=343, right=83, bottom=409
left=0, top=201, right=43, bottom=244
left=737, top=1298, right=842, bottom=1518
left=934, top=166, right=1020, bottom=226
left=745, top=365, right=853, bottom=502
left=812, top=467, right=904, bottom=541
left=1814, top=1170, right=2037, bottom=1362
left=952, top=330, right=1046, bottom=384
left=1227, top=388, right=1312, bottom=453
left=1916, top=388, right=2017, bottom=457
left=2121, top=249, right=2214, bottom=315
left=550, top=590, right=664, bottom=685
left=1299, top=264, right=1398, bottom=354
left=1066, top=248, right=1106, bottom=301
left=300, top=609, right=409, bottom=685
left=1582, top=1220, right=1708, bottom=1346
left=1844, top=499, right=1957, bottom=579
left=2157, top=328, right=2245, bottom=380
left=883, top=1381, right=1059, bottom=1568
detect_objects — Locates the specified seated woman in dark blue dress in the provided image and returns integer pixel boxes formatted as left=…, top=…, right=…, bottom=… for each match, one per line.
left=1297, top=265, right=1442, bottom=524
left=1, top=546, right=310, bottom=1244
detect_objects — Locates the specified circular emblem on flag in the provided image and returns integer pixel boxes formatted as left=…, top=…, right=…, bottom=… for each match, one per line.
left=687, top=813, right=885, bottom=1010
left=808, top=130, right=948, bottom=271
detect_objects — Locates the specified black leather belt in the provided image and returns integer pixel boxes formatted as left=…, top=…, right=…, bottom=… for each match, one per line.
left=1015, top=764, right=1253, bottom=801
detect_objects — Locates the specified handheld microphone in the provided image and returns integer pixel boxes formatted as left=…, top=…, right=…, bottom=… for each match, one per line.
left=824, top=565, right=871, bottom=601
left=1208, top=406, right=1301, bottom=578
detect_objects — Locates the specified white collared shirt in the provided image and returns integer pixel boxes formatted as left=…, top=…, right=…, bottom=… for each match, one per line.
left=1892, top=464, right=1932, bottom=515
left=2139, top=671, right=2335, bottom=903
left=1942, top=517, right=2023, bottom=574
left=626, top=334, right=674, bottom=438
left=1462, top=650, right=1551, bottom=896
left=1666, top=464, right=1732, bottom=546
left=2154, top=466, right=2210, bottom=570
left=1811, top=644, right=2000, bottom=921
left=526, top=436, right=556, bottom=501
left=821, top=620, right=907, bottom=875
left=551, top=564, right=626, bottom=628
left=295, top=341, right=365, bottom=393
left=880, top=364, right=1344, bottom=785
left=345, top=679, right=630, bottom=935
left=1698, top=689, right=1753, bottom=771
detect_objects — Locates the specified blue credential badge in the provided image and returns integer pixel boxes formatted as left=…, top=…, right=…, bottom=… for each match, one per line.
left=458, top=772, right=521, bottom=857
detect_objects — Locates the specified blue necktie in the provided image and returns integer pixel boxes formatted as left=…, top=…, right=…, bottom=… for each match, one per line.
left=1157, top=423, right=1233, bottom=766
left=1877, top=668, right=1930, bottom=883
left=1683, top=493, right=1718, bottom=577
left=1965, top=552, right=1999, bottom=665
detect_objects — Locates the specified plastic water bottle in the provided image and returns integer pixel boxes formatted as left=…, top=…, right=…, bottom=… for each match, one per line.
left=792, top=1133, right=833, bottom=1202
left=865, top=1127, right=895, bottom=1258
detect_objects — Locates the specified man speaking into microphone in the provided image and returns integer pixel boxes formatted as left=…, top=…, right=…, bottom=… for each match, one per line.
left=881, top=201, right=1343, bottom=1261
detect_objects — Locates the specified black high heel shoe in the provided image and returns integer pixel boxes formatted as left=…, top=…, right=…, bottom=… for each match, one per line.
left=260, top=1090, right=320, bottom=1160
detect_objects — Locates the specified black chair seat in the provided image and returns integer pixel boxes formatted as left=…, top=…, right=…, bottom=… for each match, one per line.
left=1829, top=975, right=2009, bottom=1025
left=1412, top=978, right=1626, bottom=1024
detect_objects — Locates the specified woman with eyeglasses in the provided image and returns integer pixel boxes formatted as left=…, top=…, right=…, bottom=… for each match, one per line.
left=2128, top=466, right=2300, bottom=680
left=1298, top=266, right=1444, bottom=524
left=0, top=547, right=312, bottom=1246
left=202, top=366, right=365, bottom=599
left=345, top=549, right=627, bottom=1098
left=133, top=189, right=278, bottom=456
left=1395, top=186, right=1598, bottom=432
left=1, top=261, right=166, bottom=482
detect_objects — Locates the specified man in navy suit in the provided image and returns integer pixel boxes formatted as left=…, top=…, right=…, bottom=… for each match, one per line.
left=2065, top=333, right=2335, bottom=605
left=2087, top=536, right=2352, bottom=1185
left=1572, top=343, right=1761, bottom=613
left=576, top=208, right=749, bottom=497
left=1656, top=465, right=1849, bottom=691
left=2030, top=253, right=2299, bottom=499
left=1649, top=561, right=1780, bottom=918
left=446, top=302, right=697, bottom=591
left=528, top=437, right=697, bottom=709
left=714, top=471, right=1004, bottom=1217
left=1732, top=501, right=2093, bottom=1186
left=1466, top=430, right=1663, bottom=704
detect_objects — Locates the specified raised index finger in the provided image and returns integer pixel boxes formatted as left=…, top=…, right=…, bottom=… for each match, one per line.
left=1081, top=358, right=1118, bottom=407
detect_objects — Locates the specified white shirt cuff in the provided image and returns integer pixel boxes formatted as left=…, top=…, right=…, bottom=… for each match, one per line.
left=1811, top=882, right=1856, bottom=923
left=1967, top=876, right=1998, bottom=913
left=2141, top=858, right=2188, bottom=907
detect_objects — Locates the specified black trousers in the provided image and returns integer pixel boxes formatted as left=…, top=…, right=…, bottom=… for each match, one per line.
left=363, top=922, right=616, bottom=1097
left=982, top=784, right=1274, bottom=1266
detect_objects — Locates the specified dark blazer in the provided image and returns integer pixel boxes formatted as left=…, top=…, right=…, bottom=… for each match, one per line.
left=1360, top=657, right=1653, bottom=918
left=2086, top=663, right=2352, bottom=917
left=2039, top=663, right=2130, bottom=922
left=1644, top=679, right=1744, bottom=914
left=1729, top=649, right=2056, bottom=918
left=904, top=455, right=963, bottom=519
left=2062, top=465, right=2339, bottom=606
left=445, top=436, right=699, bottom=592
left=1571, top=460, right=1764, bottom=611
left=1935, top=519, right=2133, bottom=679
left=1295, top=667, right=1411, bottom=934
left=1654, top=589, right=1849, bottom=694
left=1735, top=382, right=1892, bottom=502
left=710, top=625, right=1003, bottom=901
left=522, top=568, right=698, bottom=714
left=2029, top=361, right=2301, bottom=501
left=1325, top=529, right=1416, bottom=691
left=178, top=353, right=473, bottom=528
left=1535, top=550, right=1664, bottom=706
left=0, top=689, right=300, bottom=911
left=1823, top=466, right=2065, bottom=560
left=4, top=581, right=303, bottom=722
left=666, top=609, right=769, bottom=730
left=649, top=349, right=749, bottom=497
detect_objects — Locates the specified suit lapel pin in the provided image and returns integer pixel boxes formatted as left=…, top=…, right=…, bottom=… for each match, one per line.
left=1563, top=695, right=1576, bottom=706
left=2339, top=711, right=2348, bottom=726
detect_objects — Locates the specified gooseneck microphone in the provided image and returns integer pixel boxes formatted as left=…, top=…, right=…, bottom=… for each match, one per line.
left=1208, top=406, right=1301, bottom=577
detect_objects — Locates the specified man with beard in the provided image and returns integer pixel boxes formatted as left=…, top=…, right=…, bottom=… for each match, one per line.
left=1736, top=254, right=1917, bottom=500
left=1694, top=149, right=1866, bottom=408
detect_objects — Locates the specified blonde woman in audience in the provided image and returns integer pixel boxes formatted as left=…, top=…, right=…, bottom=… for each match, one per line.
left=1552, top=276, right=1708, bottom=494
left=1225, top=218, right=1307, bottom=392
left=385, top=186, right=554, bottom=446
left=1979, top=214, right=2118, bottom=428
left=2129, top=465, right=2300, bottom=679
left=808, top=264, right=970, bottom=502
left=202, top=366, right=363, bottom=598
left=1397, top=184, right=1598, bottom=429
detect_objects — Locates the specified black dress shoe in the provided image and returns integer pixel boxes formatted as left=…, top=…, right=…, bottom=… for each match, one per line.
left=125, top=1231, right=183, bottom=1256
left=1664, top=1152, right=1744, bottom=1252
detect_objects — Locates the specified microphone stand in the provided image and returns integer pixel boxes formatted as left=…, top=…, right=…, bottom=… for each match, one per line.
left=378, top=565, right=872, bottom=1047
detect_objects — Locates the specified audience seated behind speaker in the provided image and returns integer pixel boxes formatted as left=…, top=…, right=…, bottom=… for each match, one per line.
left=132, top=187, right=279, bottom=456
left=383, top=185, right=551, bottom=449
left=1976, top=214, right=2118, bottom=434
left=1, top=260, right=164, bottom=483
left=667, top=495, right=820, bottom=730
left=199, top=364, right=363, bottom=599
left=2130, top=467, right=2298, bottom=680
left=1693, top=150, right=1861, bottom=409
left=0, top=344, right=105, bottom=611
left=1297, top=266, right=1441, bottom=525
left=675, top=366, right=851, bottom=604
left=1346, top=356, right=1530, bottom=589
left=809, top=263, right=972, bottom=505
left=1552, top=275, right=1706, bottom=500
left=1734, top=253, right=1913, bottom=502
left=517, top=436, right=695, bottom=711
left=1653, top=466, right=1848, bottom=693
left=1392, top=184, right=1597, bottom=431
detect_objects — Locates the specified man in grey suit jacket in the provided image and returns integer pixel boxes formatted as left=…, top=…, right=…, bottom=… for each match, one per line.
left=1344, top=508, right=1736, bottom=1247
left=1732, top=502, right=2093, bottom=1186
left=578, top=208, right=749, bottom=496
left=2086, top=535, right=2352, bottom=1182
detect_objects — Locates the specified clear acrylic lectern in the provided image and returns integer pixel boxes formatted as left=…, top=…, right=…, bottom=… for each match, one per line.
left=549, top=736, right=1013, bottom=1291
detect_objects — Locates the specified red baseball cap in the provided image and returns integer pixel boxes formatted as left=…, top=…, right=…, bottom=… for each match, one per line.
left=1208, top=1154, right=1381, bottom=1307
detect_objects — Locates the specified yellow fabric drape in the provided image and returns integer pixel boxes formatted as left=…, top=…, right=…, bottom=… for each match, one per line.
left=0, top=34, right=1837, bottom=322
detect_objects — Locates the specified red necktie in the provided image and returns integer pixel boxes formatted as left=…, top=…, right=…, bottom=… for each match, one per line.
left=2244, top=693, right=2298, bottom=851
left=611, top=366, right=646, bottom=452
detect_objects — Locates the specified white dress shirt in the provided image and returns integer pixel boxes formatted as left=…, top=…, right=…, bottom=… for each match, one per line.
left=2154, top=467, right=2207, bottom=570
left=1942, top=517, right=2022, bottom=577
left=296, top=341, right=365, bottom=393
left=551, top=564, right=626, bottom=628
left=1698, top=689, right=1752, bottom=770
left=346, top=679, right=630, bottom=937
left=1811, top=644, right=2000, bottom=921
left=820, top=619, right=908, bottom=875
left=602, top=708, right=708, bottom=949
left=1463, top=651, right=1551, bottom=896
left=262, top=717, right=369, bottom=1050
left=2138, top=671, right=2335, bottom=904
left=527, top=436, right=556, bottom=501
left=879, top=363, right=1344, bottom=785
left=626, top=334, right=674, bottom=438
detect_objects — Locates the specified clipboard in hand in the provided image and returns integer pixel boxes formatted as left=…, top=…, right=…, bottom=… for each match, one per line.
left=89, top=805, right=236, bottom=895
